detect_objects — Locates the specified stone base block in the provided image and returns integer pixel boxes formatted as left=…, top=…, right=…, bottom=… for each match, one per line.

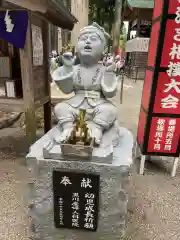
left=26, top=127, right=133, bottom=240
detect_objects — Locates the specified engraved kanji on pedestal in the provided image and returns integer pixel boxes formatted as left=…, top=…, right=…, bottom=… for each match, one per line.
left=53, top=170, right=100, bottom=232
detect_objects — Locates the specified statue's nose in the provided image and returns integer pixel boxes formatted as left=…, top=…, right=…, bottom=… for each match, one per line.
left=85, top=38, right=91, bottom=44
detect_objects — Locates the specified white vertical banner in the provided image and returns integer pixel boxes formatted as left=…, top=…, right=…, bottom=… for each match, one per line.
left=31, top=24, right=43, bottom=66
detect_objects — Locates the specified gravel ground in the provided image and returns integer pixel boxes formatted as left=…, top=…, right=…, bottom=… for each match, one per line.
left=0, top=128, right=29, bottom=240
left=0, top=78, right=180, bottom=239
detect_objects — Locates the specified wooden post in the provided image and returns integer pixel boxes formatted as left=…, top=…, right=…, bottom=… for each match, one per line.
left=43, top=21, right=52, bottom=133
left=112, top=0, right=124, bottom=55
left=20, top=13, right=36, bottom=146
left=125, top=21, right=131, bottom=66
left=135, top=66, right=138, bottom=82
left=48, top=23, right=52, bottom=53
left=44, top=101, right=51, bottom=133
left=139, top=155, right=146, bottom=175
left=171, top=157, right=179, bottom=177
left=0, top=0, right=5, bottom=6
left=120, top=73, right=124, bottom=104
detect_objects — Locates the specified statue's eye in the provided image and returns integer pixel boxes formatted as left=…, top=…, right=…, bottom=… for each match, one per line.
left=91, top=37, right=97, bottom=41
left=80, top=35, right=88, bottom=41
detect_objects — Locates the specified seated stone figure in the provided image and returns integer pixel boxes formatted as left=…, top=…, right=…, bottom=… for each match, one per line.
left=51, top=22, right=118, bottom=145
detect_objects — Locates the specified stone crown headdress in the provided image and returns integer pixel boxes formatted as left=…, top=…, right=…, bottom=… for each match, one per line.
left=79, top=22, right=110, bottom=44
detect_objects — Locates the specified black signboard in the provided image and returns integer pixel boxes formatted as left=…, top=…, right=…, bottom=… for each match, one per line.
left=53, top=170, right=100, bottom=232
left=139, top=20, right=152, bottom=38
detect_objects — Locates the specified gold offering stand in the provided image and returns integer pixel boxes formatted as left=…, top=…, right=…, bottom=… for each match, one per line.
left=60, top=109, right=94, bottom=159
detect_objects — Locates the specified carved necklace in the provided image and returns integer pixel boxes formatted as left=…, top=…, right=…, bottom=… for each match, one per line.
left=77, top=66, right=101, bottom=85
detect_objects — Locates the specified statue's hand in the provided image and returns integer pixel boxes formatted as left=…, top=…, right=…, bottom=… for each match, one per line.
left=50, top=57, right=57, bottom=73
left=62, top=52, right=74, bottom=71
left=63, top=59, right=74, bottom=68
left=105, top=59, right=116, bottom=73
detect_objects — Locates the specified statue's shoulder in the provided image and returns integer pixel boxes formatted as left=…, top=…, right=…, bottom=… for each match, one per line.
left=99, top=64, right=106, bottom=74
left=73, top=64, right=80, bottom=72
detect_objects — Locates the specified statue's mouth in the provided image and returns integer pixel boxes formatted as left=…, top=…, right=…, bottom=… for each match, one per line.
left=84, top=45, right=92, bottom=52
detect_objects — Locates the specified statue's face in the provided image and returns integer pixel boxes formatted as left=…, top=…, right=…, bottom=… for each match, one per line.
left=77, top=32, right=104, bottom=60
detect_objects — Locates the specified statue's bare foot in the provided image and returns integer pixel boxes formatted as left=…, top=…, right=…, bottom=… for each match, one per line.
left=54, top=127, right=74, bottom=143
left=43, top=140, right=54, bottom=151
left=88, top=123, right=103, bottom=145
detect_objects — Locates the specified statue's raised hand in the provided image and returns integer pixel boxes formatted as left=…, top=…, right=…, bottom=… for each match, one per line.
left=50, top=57, right=57, bottom=74
left=62, top=52, right=75, bottom=72
left=105, top=58, right=116, bottom=73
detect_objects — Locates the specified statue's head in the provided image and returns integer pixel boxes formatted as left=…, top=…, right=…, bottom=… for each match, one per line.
left=77, top=22, right=110, bottom=64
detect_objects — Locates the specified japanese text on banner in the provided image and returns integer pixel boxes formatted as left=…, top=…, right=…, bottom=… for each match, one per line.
left=162, top=3, right=180, bottom=110
left=153, top=119, right=165, bottom=151
left=164, top=119, right=176, bottom=151
left=150, top=118, right=179, bottom=154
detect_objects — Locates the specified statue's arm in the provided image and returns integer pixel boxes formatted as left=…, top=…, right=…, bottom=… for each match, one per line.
left=49, top=57, right=57, bottom=74
left=51, top=67, right=74, bottom=94
left=101, top=72, right=118, bottom=98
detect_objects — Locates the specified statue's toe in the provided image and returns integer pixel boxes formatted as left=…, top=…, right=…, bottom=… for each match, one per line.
left=94, top=131, right=102, bottom=145
left=95, top=138, right=101, bottom=145
left=88, top=124, right=103, bottom=145
left=54, top=135, right=61, bottom=143
left=60, top=128, right=73, bottom=143
left=59, top=134, right=66, bottom=142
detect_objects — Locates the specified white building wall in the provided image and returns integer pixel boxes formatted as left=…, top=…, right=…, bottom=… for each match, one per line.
left=71, top=0, right=89, bottom=47
left=58, top=28, right=62, bottom=52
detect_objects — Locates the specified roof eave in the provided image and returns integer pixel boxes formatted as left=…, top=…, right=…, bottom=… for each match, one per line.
left=127, top=0, right=154, bottom=9
left=5, top=0, right=78, bottom=30
left=48, top=0, right=78, bottom=24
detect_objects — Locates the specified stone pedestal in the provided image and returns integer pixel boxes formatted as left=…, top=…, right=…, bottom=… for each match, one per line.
left=26, top=127, right=133, bottom=240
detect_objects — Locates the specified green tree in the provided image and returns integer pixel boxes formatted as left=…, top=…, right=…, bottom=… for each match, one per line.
left=89, top=0, right=115, bottom=34
left=89, top=0, right=128, bottom=53
left=89, top=0, right=127, bottom=33
left=119, top=22, right=127, bottom=55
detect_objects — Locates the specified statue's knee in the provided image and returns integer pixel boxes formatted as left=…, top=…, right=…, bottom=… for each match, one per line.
left=54, top=103, right=68, bottom=117
left=111, top=105, right=117, bottom=118
left=98, top=104, right=117, bottom=118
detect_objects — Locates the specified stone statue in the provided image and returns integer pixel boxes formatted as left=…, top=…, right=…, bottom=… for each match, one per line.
left=51, top=22, right=118, bottom=146
left=27, top=24, right=133, bottom=240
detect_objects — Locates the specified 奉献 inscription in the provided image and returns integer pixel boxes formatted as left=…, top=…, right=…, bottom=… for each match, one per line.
left=53, top=170, right=100, bottom=232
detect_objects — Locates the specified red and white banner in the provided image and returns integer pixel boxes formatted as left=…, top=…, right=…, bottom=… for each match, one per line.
left=137, top=0, right=180, bottom=156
